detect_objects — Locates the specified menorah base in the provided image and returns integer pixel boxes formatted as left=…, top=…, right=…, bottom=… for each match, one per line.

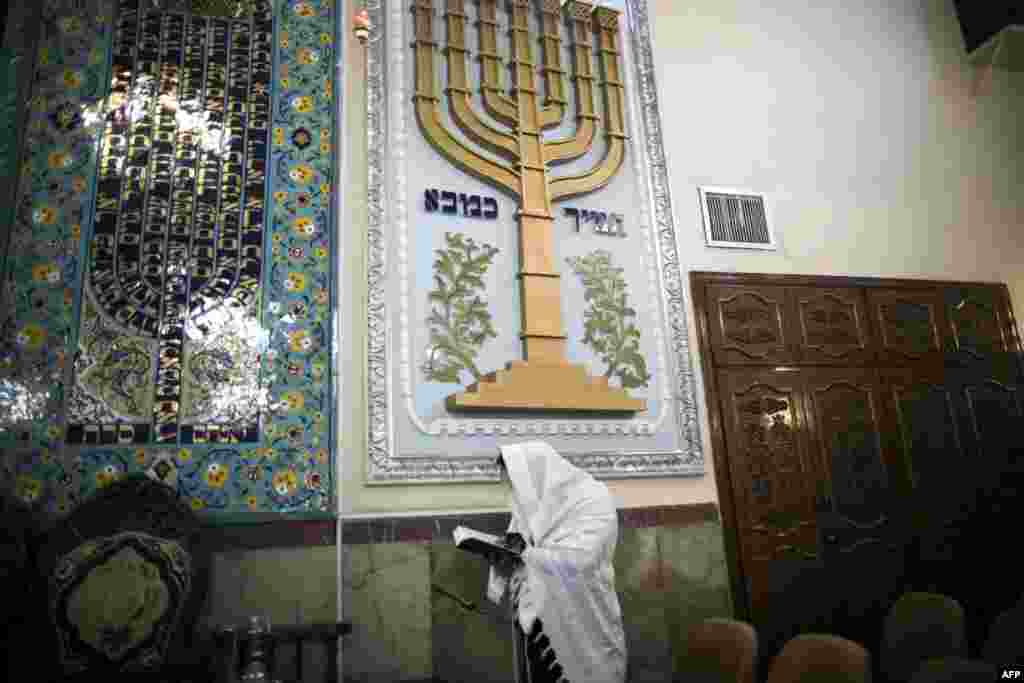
left=446, top=361, right=645, bottom=413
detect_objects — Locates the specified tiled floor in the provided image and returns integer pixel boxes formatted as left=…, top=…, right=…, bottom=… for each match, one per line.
left=0, top=0, right=337, bottom=519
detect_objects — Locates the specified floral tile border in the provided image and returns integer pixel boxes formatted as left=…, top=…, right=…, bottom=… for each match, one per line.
left=77, top=445, right=332, bottom=513
left=0, top=446, right=78, bottom=517
left=0, top=0, right=112, bottom=448
left=0, top=0, right=338, bottom=521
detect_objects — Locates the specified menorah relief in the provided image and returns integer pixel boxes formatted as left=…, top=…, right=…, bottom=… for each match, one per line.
left=412, top=0, right=644, bottom=413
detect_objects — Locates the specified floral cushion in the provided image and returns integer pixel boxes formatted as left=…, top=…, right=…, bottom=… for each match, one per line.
left=50, top=531, right=192, bottom=675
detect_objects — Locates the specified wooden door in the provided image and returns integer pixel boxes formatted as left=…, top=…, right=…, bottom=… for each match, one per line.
left=943, top=285, right=1019, bottom=367
left=716, top=368, right=828, bottom=652
left=802, top=368, right=904, bottom=647
left=693, top=272, right=1023, bottom=664
left=707, top=285, right=796, bottom=365
left=790, top=287, right=873, bottom=365
left=867, top=289, right=946, bottom=365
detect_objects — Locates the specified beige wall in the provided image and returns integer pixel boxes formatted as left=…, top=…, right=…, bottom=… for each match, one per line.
left=337, top=0, right=1024, bottom=515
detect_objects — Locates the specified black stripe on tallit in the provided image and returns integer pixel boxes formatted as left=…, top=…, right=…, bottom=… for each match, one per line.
left=519, top=618, right=570, bottom=683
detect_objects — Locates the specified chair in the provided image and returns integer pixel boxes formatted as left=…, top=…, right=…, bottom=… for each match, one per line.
left=982, top=601, right=1024, bottom=669
left=766, top=633, right=870, bottom=683
left=204, top=620, right=352, bottom=683
left=675, top=617, right=757, bottom=683
left=34, top=475, right=210, bottom=682
left=908, top=657, right=996, bottom=683
left=881, top=592, right=966, bottom=683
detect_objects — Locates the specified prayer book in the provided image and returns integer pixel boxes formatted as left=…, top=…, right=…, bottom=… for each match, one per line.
left=453, top=525, right=523, bottom=561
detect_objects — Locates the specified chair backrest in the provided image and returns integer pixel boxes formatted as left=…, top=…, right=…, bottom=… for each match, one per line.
left=677, top=617, right=758, bottom=683
left=766, top=633, right=870, bottom=683
left=908, top=656, right=996, bottom=683
left=39, top=475, right=200, bottom=560
left=209, top=622, right=348, bottom=683
left=882, top=592, right=966, bottom=683
left=982, top=602, right=1024, bottom=669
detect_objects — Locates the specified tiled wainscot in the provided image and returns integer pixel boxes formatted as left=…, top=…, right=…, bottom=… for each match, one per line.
left=335, top=504, right=732, bottom=683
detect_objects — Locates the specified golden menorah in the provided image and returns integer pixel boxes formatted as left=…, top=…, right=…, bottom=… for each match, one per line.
left=413, top=0, right=645, bottom=413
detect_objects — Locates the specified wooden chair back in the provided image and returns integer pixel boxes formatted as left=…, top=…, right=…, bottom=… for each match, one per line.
left=766, top=633, right=870, bottom=683
left=677, top=617, right=757, bottom=683
left=882, top=592, right=966, bottom=683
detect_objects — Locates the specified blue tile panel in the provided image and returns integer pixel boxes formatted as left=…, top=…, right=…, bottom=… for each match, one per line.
left=0, top=0, right=337, bottom=519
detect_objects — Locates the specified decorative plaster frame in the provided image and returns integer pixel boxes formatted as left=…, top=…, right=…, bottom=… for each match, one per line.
left=364, top=0, right=704, bottom=483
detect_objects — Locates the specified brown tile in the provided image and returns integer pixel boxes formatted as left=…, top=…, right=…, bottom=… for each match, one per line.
left=397, top=521, right=434, bottom=544
left=660, top=503, right=719, bottom=528
left=201, top=520, right=336, bottom=552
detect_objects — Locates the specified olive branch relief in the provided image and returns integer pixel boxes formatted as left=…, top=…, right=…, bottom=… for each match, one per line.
left=421, top=232, right=500, bottom=385
left=567, top=250, right=651, bottom=390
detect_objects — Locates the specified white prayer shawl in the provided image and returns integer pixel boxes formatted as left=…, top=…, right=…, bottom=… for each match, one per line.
left=488, top=441, right=627, bottom=683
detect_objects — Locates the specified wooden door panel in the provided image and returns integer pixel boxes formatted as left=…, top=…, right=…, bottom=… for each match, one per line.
left=802, top=369, right=892, bottom=535
left=790, top=287, right=873, bottom=365
left=707, top=285, right=795, bottom=365
left=877, top=369, right=968, bottom=598
left=801, top=368, right=906, bottom=643
left=879, top=369, right=967, bottom=498
left=717, top=369, right=818, bottom=622
left=868, top=289, right=946, bottom=364
left=958, top=375, right=1024, bottom=485
left=717, top=369, right=817, bottom=539
left=744, top=548, right=832, bottom=662
left=943, top=286, right=1016, bottom=366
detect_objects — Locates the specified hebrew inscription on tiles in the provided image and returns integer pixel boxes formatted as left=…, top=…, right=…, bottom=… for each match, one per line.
left=0, top=0, right=336, bottom=517
left=365, top=0, right=705, bottom=482
left=72, top=5, right=272, bottom=445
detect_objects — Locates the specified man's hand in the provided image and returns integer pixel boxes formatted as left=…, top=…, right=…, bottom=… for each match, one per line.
left=487, top=549, right=522, bottom=575
left=505, top=532, right=526, bottom=554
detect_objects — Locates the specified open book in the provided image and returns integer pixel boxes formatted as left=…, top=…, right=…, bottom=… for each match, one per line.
left=453, top=525, right=523, bottom=561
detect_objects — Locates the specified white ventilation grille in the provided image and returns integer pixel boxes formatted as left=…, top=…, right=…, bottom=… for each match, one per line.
left=698, top=186, right=776, bottom=250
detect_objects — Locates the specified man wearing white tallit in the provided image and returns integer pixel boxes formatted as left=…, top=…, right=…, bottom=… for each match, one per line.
left=486, top=441, right=627, bottom=683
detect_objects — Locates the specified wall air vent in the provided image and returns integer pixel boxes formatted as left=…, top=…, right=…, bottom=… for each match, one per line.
left=697, top=186, right=776, bottom=250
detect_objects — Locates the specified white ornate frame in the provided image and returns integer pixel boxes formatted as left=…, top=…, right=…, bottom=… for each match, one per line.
left=364, top=0, right=704, bottom=483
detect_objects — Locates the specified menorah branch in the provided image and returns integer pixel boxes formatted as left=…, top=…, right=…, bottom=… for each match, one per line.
left=550, top=6, right=627, bottom=201
left=442, top=4, right=520, bottom=159
left=544, top=0, right=598, bottom=164
left=412, top=0, right=520, bottom=196
left=537, top=0, right=567, bottom=129
left=476, top=0, right=519, bottom=126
